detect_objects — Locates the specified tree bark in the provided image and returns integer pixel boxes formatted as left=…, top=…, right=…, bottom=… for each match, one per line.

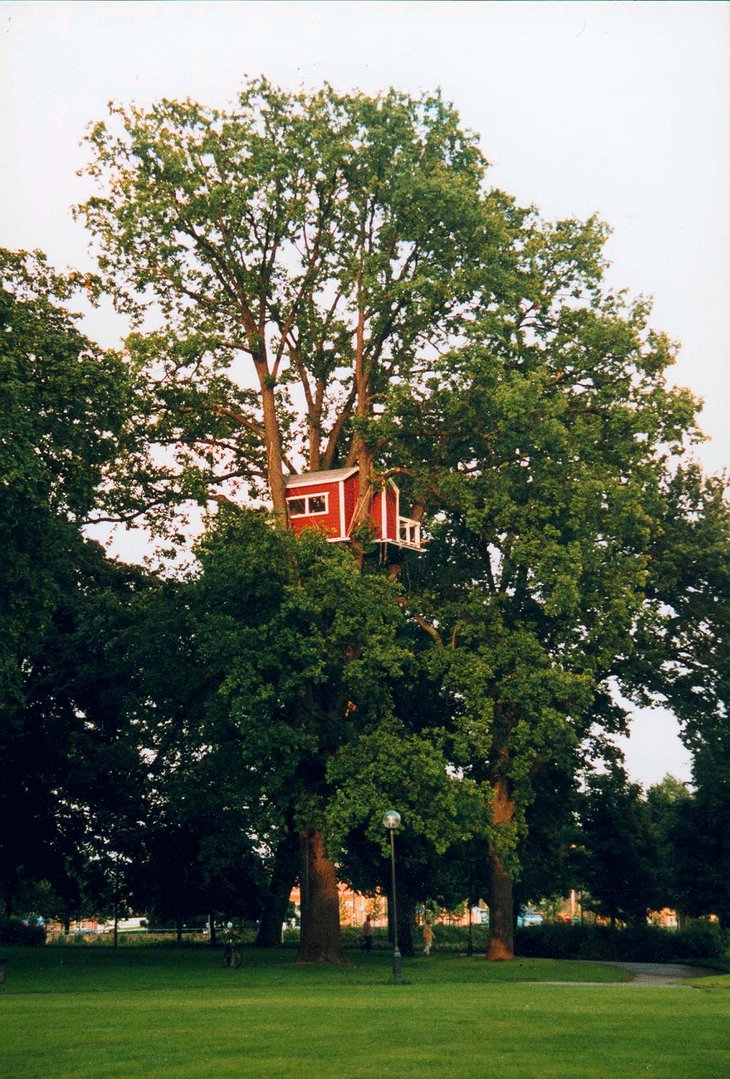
left=296, top=828, right=344, bottom=963
left=485, top=774, right=516, bottom=960
left=485, top=846, right=515, bottom=960
left=256, top=361, right=288, bottom=518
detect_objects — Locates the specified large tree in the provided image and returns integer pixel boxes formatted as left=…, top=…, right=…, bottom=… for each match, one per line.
left=382, top=218, right=704, bottom=957
left=77, top=81, right=518, bottom=959
left=78, top=81, right=515, bottom=530
left=187, top=510, right=409, bottom=961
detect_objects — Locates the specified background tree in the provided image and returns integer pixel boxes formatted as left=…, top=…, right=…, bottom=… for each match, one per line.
left=326, top=718, right=491, bottom=955
left=576, top=766, right=663, bottom=927
left=672, top=733, right=730, bottom=927
left=628, top=463, right=729, bottom=925
left=384, top=227, right=702, bottom=955
left=0, top=249, right=138, bottom=922
left=0, top=248, right=132, bottom=710
left=513, top=760, right=582, bottom=916
left=644, top=775, right=692, bottom=922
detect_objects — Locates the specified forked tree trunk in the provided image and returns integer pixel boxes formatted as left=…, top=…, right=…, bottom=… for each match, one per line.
left=296, top=828, right=344, bottom=964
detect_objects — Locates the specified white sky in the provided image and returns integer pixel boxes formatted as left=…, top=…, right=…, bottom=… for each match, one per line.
left=1, top=0, right=726, bottom=788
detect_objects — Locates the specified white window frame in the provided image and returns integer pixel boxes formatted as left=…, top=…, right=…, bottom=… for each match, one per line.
left=287, top=491, right=329, bottom=518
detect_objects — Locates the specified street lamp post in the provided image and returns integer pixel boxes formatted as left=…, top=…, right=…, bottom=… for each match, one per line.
left=383, top=809, right=403, bottom=984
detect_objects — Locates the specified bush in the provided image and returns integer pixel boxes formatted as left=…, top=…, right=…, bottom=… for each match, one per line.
left=514, top=922, right=727, bottom=962
left=414, top=924, right=491, bottom=953
left=340, top=926, right=391, bottom=951
left=0, top=920, right=46, bottom=946
left=336, top=924, right=493, bottom=954
left=672, top=923, right=727, bottom=960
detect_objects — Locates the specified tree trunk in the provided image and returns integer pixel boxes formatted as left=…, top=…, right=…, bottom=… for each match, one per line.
left=485, top=773, right=516, bottom=960
left=346, top=294, right=376, bottom=563
left=485, top=847, right=515, bottom=960
left=256, top=362, right=288, bottom=518
left=296, top=828, right=344, bottom=963
left=256, top=828, right=300, bottom=948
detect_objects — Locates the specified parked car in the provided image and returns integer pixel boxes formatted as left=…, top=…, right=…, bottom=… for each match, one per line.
left=517, top=910, right=544, bottom=927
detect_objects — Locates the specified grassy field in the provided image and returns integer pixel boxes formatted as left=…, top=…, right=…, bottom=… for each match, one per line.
left=1, top=945, right=728, bottom=1078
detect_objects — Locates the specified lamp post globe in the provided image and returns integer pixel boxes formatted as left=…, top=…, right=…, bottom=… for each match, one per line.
left=383, top=810, right=403, bottom=984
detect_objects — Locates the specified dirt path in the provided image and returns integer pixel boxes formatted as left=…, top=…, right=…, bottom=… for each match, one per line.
left=604, top=961, right=716, bottom=986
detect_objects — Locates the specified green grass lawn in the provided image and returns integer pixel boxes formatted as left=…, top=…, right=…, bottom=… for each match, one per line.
left=1, top=946, right=728, bottom=1078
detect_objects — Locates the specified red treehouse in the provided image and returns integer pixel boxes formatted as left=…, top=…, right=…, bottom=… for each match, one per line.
left=284, top=466, right=422, bottom=551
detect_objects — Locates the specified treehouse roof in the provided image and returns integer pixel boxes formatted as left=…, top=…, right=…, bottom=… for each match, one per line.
left=284, top=467, right=359, bottom=487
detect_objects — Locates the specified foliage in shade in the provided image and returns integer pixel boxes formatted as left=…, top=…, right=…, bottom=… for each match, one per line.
left=514, top=921, right=727, bottom=962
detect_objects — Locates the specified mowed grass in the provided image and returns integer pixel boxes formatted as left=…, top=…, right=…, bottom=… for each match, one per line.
left=1, top=946, right=728, bottom=1079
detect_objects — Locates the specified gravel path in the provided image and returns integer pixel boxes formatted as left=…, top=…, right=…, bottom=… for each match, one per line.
left=530, top=962, right=719, bottom=988
left=602, top=962, right=716, bottom=987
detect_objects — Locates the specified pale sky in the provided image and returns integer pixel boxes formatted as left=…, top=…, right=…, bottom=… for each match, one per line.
left=2, top=0, right=726, bottom=788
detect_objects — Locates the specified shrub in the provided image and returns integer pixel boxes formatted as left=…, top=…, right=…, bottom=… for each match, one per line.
left=672, top=923, right=727, bottom=959
left=340, top=926, right=391, bottom=951
left=414, top=924, right=491, bottom=953
left=0, top=920, right=46, bottom=946
left=514, top=922, right=727, bottom=962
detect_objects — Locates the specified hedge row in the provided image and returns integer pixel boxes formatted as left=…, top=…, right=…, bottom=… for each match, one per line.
left=0, top=920, right=47, bottom=947
left=514, top=922, right=727, bottom=962
left=338, top=922, right=727, bottom=960
left=3, top=919, right=725, bottom=960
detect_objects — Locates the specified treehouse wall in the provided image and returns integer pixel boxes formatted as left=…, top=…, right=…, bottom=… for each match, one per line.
left=285, top=479, right=344, bottom=539
left=284, top=467, right=421, bottom=549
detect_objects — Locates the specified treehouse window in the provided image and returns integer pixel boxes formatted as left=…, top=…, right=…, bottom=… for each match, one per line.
left=287, top=492, right=328, bottom=517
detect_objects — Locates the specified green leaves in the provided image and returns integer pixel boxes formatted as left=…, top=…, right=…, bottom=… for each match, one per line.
left=76, top=81, right=517, bottom=514
left=190, top=510, right=408, bottom=791
left=326, top=723, right=491, bottom=857
left=0, top=249, right=132, bottom=522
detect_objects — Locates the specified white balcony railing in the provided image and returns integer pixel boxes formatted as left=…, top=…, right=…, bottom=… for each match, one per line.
left=397, top=516, right=421, bottom=548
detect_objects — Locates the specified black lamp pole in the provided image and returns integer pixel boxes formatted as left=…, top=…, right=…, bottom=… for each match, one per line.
left=383, top=810, right=403, bottom=984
